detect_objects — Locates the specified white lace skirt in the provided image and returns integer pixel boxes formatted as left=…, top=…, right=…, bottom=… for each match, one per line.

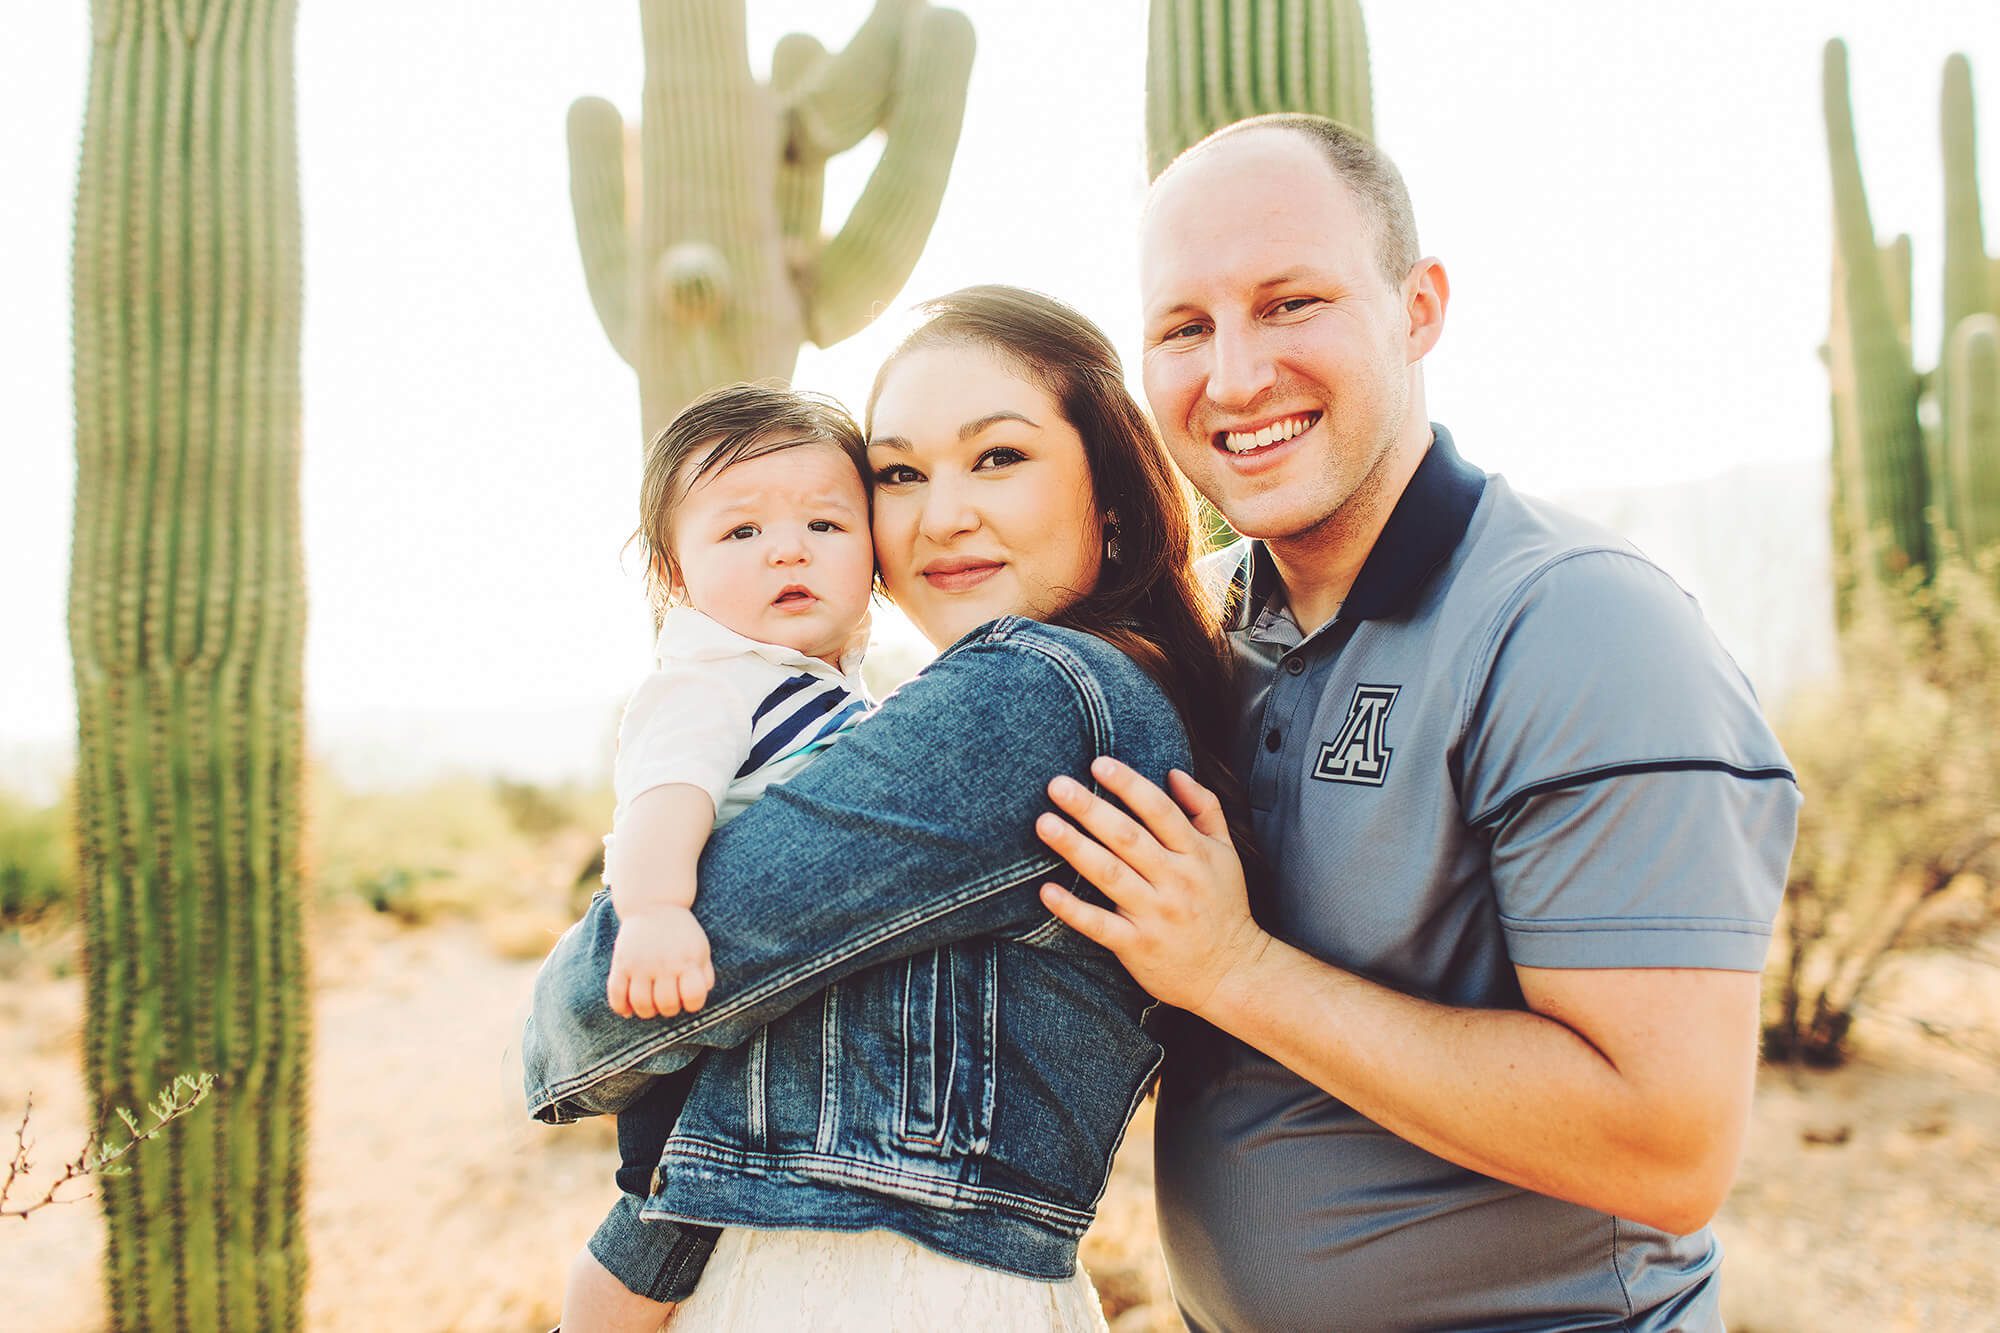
left=667, top=1225, right=1109, bottom=1332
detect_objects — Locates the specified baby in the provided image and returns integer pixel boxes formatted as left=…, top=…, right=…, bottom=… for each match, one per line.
left=564, top=382, right=876, bottom=1332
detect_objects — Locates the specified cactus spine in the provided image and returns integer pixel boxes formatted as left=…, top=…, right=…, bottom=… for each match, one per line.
left=570, top=0, right=975, bottom=439
left=1146, top=0, right=1373, bottom=179
left=1823, top=39, right=2000, bottom=597
left=68, top=2, right=309, bottom=1328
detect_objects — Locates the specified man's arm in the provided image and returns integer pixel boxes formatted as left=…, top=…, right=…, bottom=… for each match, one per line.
left=1037, top=759, right=1760, bottom=1235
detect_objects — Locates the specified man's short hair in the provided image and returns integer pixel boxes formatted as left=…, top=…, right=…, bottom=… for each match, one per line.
left=1165, top=114, right=1420, bottom=285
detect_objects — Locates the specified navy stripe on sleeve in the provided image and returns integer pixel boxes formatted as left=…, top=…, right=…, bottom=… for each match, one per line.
left=1471, top=758, right=1798, bottom=829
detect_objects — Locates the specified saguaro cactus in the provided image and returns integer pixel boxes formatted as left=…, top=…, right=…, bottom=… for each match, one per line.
left=69, top=2, right=309, bottom=1328
left=570, top=0, right=975, bottom=438
left=1823, top=39, right=2000, bottom=595
left=1146, top=0, right=1373, bottom=179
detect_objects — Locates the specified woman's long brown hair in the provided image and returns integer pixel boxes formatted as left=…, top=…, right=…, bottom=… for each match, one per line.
left=866, top=285, right=1253, bottom=880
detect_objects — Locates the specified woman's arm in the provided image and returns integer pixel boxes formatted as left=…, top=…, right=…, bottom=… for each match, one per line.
left=523, top=620, right=1192, bottom=1122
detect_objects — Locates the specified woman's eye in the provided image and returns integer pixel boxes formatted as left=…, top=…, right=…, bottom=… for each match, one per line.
left=726, top=524, right=758, bottom=541
left=873, top=464, right=920, bottom=486
left=975, top=447, right=1026, bottom=470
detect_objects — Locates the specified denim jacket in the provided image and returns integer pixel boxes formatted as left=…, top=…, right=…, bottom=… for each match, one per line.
left=523, top=617, right=1195, bottom=1281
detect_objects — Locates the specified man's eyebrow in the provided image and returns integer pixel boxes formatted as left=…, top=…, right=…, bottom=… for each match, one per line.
left=1255, top=267, right=1315, bottom=288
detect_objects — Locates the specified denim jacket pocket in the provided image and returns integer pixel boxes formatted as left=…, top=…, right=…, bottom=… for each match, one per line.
left=898, top=941, right=997, bottom=1158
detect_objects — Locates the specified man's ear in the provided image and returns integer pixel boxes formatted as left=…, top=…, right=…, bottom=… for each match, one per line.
left=1404, top=257, right=1449, bottom=363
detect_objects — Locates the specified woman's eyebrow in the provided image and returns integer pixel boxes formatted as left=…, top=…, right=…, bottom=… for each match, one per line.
left=959, top=410, right=1037, bottom=439
left=866, top=411, right=1039, bottom=450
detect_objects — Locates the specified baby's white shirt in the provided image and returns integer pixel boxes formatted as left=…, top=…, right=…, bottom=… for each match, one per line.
left=606, top=607, right=872, bottom=875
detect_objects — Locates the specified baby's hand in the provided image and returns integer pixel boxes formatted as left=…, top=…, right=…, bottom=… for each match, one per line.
left=606, top=906, right=714, bottom=1019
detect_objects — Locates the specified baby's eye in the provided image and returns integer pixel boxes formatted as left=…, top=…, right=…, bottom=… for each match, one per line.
left=725, top=524, right=759, bottom=541
left=975, top=447, right=1026, bottom=470
left=873, top=464, right=921, bottom=486
left=807, top=519, right=844, bottom=533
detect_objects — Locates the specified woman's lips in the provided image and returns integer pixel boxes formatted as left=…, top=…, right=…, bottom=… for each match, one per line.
left=922, top=562, right=1003, bottom=593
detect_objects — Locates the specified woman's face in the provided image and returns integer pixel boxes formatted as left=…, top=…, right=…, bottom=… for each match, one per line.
left=867, top=342, right=1104, bottom=648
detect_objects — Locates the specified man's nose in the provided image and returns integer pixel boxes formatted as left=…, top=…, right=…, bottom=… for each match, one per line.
left=1206, top=323, right=1278, bottom=409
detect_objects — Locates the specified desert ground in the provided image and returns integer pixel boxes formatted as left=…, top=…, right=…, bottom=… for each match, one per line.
left=3, top=843, right=1996, bottom=1331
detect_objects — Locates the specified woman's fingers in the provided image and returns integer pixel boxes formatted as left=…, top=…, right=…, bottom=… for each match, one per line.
left=1036, top=809, right=1153, bottom=906
left=1085, top=757, right=1202, bottom=854
left=1166, top=768, right=1231, bottom=841
left=1039, top=882, right=1139, bottom=952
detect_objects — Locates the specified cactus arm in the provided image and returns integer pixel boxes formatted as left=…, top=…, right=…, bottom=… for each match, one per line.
left=805, top=5, right=975, bottom=348
left=567, top=96, right=636, bottom=366
left=773, top=32, right=830, bottom=261
left=787, top=0, right=914, bottom=158
left=1942, top=54, right=1990, bottom=342
left=1824, top=37, right=1930, bottom=575
left=1945, top=314, right=2000, bottom=555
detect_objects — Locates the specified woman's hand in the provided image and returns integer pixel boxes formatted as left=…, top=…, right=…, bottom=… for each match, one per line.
left=1035, top=757, right=1270, bottom=1015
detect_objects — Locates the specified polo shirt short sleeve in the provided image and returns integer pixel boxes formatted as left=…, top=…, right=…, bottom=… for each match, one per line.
left=1457, top=545, right=1798, bottom=971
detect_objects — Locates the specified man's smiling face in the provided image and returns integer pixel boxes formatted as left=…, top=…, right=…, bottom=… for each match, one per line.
left=1140, top=129, right=1424, bottom=548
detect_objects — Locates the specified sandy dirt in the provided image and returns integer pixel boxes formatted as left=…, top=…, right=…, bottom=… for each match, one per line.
left=3, top=914, right=1996, bottom=1331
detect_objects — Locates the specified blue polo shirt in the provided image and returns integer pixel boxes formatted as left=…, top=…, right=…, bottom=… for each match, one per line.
left=1156, top=426, right=1799, bottom=1332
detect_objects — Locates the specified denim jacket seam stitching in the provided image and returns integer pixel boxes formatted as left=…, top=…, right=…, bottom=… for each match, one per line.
left=658, top=1138, right=1097, bottom=1229
left=530, top=850, right=1063, bottom=1114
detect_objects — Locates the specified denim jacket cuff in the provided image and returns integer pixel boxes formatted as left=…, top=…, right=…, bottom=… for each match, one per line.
left=587, top=1192, right=720, bottom=1304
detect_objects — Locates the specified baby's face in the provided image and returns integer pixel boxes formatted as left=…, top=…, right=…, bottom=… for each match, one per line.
left=669, top=441, right=874, bottom=666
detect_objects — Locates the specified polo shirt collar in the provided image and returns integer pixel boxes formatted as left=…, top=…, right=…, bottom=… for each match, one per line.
left=1227, top=422, right=1487, bottom=631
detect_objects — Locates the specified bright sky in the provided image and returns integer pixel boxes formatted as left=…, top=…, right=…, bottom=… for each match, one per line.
left=3, top=2, right=1997, bottom=785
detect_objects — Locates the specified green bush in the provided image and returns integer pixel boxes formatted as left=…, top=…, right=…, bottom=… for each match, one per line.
left=1765, top=551, right=2000, bottom=1064
left=0, top=787, right=75, bottom=923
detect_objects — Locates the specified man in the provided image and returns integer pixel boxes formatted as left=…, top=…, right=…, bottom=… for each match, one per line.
left=1036, top=114, right=1799, bottom=1331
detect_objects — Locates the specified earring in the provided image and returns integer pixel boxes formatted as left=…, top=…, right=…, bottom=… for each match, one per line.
left=1103, top=509, right=1122, bottom=564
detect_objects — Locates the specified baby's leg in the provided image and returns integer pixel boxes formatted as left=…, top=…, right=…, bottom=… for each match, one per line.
left=564, top=1071, right=718, bottom=1329
left=562, top=1244, right=676, bottom=1333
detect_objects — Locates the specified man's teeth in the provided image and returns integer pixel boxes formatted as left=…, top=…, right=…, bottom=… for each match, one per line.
left=1221, top=414, right=1315, bottom=454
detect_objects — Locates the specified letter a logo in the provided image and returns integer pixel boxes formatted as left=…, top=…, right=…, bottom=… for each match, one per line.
left=1312, top=684, right=1400, bottom=786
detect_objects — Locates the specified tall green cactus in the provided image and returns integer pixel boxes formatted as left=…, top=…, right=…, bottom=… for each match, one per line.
left=1823, top=39, right=2000, bottom=596
left=570, top=0, right=975, bottom=438
left=68, top=2, right=309, bottom=1328
left=1146, top=0, right=1373, bottom=179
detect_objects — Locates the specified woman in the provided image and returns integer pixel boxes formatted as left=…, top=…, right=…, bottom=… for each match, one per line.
left=526, top=286, right=1244, bottom=1329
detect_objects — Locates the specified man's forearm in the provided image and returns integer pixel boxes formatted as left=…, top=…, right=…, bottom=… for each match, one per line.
left=1199, top=938, right=1756, bottom=1235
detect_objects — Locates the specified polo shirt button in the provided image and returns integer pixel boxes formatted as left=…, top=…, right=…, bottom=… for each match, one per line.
left=1265, top=728, right=1282, bottom=752
left=1284, top=656, right=1305, bottom=675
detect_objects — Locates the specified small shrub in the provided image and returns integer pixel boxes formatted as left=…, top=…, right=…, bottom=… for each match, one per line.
left=1766, top=552, right=2000, bottom=1064
left=0, top=787, right=75, bottom=924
